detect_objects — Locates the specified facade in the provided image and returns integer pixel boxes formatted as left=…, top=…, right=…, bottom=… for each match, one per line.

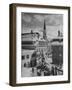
left=22, top=50, right=34, bottom=67
left=21, top=31, right=39, bottom=67
left=22, top=31, right=39, bottom=50
left=51, top=37, right=63, bottom=66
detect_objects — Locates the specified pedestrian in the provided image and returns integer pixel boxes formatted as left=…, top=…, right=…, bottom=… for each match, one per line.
left=51, top=66, right=55, bottom=75
left=32, top=67, right=34, bottom=73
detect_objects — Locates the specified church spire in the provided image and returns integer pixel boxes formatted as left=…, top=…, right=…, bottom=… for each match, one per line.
left=44, top=19, right=46, bottom=30
left=43, top=20, right=47, bottom=40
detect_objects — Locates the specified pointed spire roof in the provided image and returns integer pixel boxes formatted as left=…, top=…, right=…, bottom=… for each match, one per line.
left=44, top=19, right=46, bottom=30
left=43, top=20, right=47, bottom=40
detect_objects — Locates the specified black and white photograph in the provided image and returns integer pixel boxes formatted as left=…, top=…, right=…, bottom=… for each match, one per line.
left=9, top=4, right=70, bottom=86
left=21, top=13, right=63, bottom=77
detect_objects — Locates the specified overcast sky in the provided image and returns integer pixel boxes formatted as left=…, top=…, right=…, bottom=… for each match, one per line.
left=21, top=13, right=63, bottom=38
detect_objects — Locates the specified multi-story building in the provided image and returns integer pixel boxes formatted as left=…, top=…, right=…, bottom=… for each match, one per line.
left=21, top=31, right=40, bottom=67
left=51, top=36, right=63, bottom=66
left=22, top=31, right=39, bottom=50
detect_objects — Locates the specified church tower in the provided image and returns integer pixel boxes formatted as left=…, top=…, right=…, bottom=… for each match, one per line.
left=43, top=20, right=47, bottom=40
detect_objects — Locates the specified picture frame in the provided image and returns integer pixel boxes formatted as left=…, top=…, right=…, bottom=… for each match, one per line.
left=9, top=3, right=70, bottom=86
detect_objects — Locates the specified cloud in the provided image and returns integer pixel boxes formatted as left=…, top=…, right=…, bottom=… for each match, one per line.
left=21, top=13, right=63, bottom=37
left=22, top=13, right=32, bottom=23
left=34, top=15, right=44, bottom=22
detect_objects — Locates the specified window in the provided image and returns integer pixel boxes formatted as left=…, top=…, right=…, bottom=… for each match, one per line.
left=26, top=55, right=29, bottom=59
left=59, top=46, right=62, bottom=50
left=22, top=55, right=25, bottom=60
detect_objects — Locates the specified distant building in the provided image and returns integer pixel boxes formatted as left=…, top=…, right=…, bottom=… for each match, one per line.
left=51, top=34, right=63, bottom=66
left=22, top=31, right=40, bottom=50
left=21, top=30, right=40, bottom=66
